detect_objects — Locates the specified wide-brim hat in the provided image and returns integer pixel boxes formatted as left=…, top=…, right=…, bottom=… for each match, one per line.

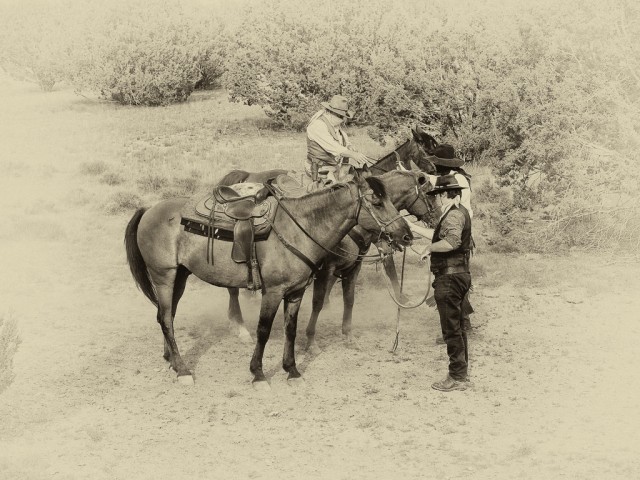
left=425, top=174, right=468, bottom=195
left=321, top=95, right=354, bottom=119
left=427, top=144, right=465, bottom=168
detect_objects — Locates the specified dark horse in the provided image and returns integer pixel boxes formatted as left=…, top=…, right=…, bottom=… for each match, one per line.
left=125, top=172, right=412, bottom=387
left=219, top=130, right=438, bottom=346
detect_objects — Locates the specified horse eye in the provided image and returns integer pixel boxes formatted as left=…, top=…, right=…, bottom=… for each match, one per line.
left=369, top=193, right=383, bottom=205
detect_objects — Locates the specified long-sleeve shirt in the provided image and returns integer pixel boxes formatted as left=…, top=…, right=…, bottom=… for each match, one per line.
left=306, top=111, right=352, bottom=158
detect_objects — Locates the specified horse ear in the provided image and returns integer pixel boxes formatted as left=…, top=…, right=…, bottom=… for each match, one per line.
left=365, top=176, right=387, bottom=198
left=359, top=164, right=372, bottom=178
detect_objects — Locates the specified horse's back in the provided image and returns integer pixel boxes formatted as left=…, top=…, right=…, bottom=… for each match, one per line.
left=218, top=168, right=289, bottom=186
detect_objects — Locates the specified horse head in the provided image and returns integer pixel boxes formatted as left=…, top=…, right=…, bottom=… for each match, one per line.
left=379, top=170, right=439, bottom=223
left=411, top=126, right=439, bottom=174
left=353, top=172, right=413, bottom=248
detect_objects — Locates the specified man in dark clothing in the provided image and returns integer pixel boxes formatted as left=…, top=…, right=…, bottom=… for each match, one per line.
left=418, top=174, right=473, bottom=392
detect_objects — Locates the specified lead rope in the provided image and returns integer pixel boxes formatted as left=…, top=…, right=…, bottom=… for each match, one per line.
left=378, top=247, right=431, bottom=353
left=391, top=248, right=407, bottom=353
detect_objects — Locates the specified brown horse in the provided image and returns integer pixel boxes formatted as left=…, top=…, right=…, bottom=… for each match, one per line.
left=221, top=131, right=438, bottom=345
left=124, top=172, right=412, bottom=386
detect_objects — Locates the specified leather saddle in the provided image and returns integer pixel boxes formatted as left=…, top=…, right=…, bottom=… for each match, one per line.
left=182, top=183, right=277, bottom=290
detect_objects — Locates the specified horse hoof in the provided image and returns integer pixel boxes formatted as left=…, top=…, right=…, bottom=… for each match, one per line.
left=177, top=374, right=194, bottom=386
left=238, top=329, right=253, bottom=344
left=343, top=335, right=359, bottom=349
left=287, top=376, right=305, bottom=387
left=252, top=380, right=271, bottom=393
left=305, top=341, right=322, bottom=356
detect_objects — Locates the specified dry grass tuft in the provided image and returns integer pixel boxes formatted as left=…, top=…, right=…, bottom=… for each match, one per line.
left=0, top=313, right=20, bottom=395
left=104, top=190, right=144, bottom=215
left=79, top=160, right=109, bottom=176
left=137, top=173, right=170, bottom=193
left=100, top=172, right=126, bottom=186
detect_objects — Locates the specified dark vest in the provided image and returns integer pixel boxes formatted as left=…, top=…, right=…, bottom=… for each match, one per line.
left=430, top=204, right=472, bottom=272
left=306, top=114, right=347, bottom=166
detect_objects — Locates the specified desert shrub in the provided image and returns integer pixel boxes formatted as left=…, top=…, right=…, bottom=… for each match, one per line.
left=104, top=191, right=144, bottom=215
left=67, top=1, right=228, bottom=106
left=0, top=3, right=72, bottom=90
left=0, top=314, right=20, bottom=395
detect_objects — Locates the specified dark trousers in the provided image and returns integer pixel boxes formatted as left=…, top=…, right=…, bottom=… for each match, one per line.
left=462, top=291, right=473, bottom=330
left=433, top=272, right=472, bottom=380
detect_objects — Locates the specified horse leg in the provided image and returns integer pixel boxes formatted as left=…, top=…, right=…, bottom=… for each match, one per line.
left=249, top=292, right=282, bottom=385
left=305, top=266, right=333, bottom=354
left=153, top=268, right=192, bottom=382
left=163, top=266, right=191, bottom=361
left=322, top=273, right=339, bottom=307
left=227, top=287, right=252, bottom=343
left=283, top=288, right=306, bottom=380
left=341, top=262, right=363, bottom=345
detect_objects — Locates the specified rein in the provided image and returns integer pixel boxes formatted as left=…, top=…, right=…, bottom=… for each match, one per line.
left=368, top=140, right=410, bottom=173
left=378, top=245, right=432, bottom=310
left=380, top=247, right=432, bottom=353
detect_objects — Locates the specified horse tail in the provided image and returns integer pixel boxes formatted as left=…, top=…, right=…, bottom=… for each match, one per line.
left=124, top=208, right=158, bottom=307
left=218, top=170, right=250, bottom=186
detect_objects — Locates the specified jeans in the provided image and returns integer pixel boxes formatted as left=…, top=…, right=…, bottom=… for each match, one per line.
left=433, top=272, right=472, bottom=380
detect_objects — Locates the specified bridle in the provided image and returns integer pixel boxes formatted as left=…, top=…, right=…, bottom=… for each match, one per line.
left=402, top=173, right=433, bottom=219
left=262, top=175, right=403, bottom=270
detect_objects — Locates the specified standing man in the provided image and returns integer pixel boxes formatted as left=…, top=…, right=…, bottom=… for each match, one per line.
left=419, top=174, right=473, bottom=392
left=306, top=95, right=370, bottom=185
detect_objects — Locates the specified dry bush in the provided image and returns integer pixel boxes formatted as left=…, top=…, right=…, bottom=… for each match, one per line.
left=0, top=313, right=20, bottom=395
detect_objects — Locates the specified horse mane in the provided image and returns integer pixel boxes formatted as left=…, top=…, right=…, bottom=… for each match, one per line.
left=375, top=139, right=411, bottom=165
left=217, top=170, right=250, bottom=186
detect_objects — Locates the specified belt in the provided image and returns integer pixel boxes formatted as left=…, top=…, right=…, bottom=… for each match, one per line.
left=432, top=265, right=469, bottom=275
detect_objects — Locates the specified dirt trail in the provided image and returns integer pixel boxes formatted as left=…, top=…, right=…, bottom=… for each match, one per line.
left=1, top=78, right=639, bottom=480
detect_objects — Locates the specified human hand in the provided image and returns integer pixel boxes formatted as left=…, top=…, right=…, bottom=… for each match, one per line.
left=350, top=151, right=370, bottom=168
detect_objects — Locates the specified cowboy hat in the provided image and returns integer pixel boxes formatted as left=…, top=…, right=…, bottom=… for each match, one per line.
left=321, top=95, right=354, bottom=119
left=425, top=174, right=468, bottom=195
left=427, top=144, right=465, bottom=168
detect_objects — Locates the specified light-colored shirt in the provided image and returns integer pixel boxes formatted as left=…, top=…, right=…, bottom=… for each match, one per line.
left=306, top=110, right=351, bottom=158
left=452, top=172, right=473, bottom=219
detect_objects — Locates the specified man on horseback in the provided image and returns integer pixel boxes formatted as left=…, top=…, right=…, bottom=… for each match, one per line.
left=306, top=95, right=370, bottom=185
left=419, top=174, right=473, bottom=392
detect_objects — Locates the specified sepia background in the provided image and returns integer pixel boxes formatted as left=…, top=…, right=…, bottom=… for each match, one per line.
left=1, top=0, right=639, bottom=478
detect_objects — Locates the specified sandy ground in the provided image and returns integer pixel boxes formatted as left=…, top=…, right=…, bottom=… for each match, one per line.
left=1, top=77, right=639, bottom=480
